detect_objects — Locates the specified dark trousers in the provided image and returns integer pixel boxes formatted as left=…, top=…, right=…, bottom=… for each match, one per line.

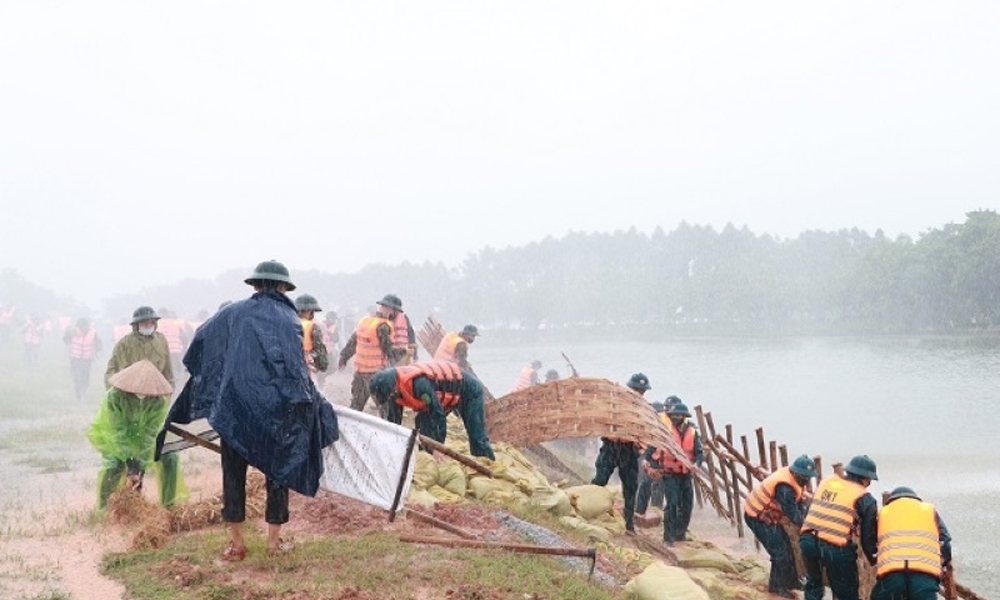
left=800, top=532, right=860, bottom=600
left=350, top=372, right=377, bottom=413
left=70, top=358, right=92, bottom=400
left=663, top=472, right=694, bottom=543
left=384, top=394, right=496, bottom=461
left=591, top=440, right=640, bottom=530
left=221, top=439, right=288, bottom=525
left=870, top=571, right=940, bottom=600
left=745, top=514, right=799, bottom=594
left=635, top=468, right=664, bottom=514
left=97, top=453, right=181, bottom=509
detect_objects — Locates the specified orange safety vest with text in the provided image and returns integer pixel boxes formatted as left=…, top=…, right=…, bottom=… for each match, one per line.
left=69, top=327, right=97, bottom=359
left=651, top=424, right=697, bottom=474
left=433, top=332, right=464, bottom=363
left=744, top=467, right=803, bottom=525
left=801, top=476, right=866, bottom=546
left=354, top=316, right=392, bottom=374
left=396, top=360, right=464, bottom=411
left=876, top=498, right=942, bottom=578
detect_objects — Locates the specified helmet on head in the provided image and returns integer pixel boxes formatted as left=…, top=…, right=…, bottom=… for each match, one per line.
left=651, top=401, right=666, bottom=413
left=461, top=324, right=479, bottom=338
left=544, top=369, right=559, bottom=382
left=887, top=486, right=921, bottom=503
left=295, top=294, right=322, bottom=312
left=131, top=306, right=160, bottom=324
left=626, top=373, right=651, bottom=392
left=376, top=294, right=403, bottom=311
left=789, top=455, right=817, bottom=479
left=667, top=402, right=691, bottom=417
left=531, top=360, right=542, bottom=369
left=368, top=369, right=397, bottom=400
left=844, top=455, right=878, bottom=480
left=245, top=260, right=296, bottom=291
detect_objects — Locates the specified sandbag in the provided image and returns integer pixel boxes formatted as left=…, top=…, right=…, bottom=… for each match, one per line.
left=558, top=515, right=610, bottom=543
left=427, top=484, right=465, bottom=504
left=624, top=562, right=709, bottom=600
left=436, top=461, right=467, bottom=497
left=673, top=546, right=739, bottom=574
left=406, top=487, right=439, bottom=508
left=564, top=484, right=615, bottom=520
left=687, top=569, right=771, bottom=600
left=528, top=484, right=573, bottom=517
left=412, top=452, right=439, bottom=490
left=467, top=476, right=519, bottom=501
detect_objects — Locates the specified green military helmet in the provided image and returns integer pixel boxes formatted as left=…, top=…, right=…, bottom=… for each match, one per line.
left=531, top=360, right=542, bottom=369
left=650, top=401, right=666, bottom=413
left=667, top=402, right=691, bottom=417
left=789, top=455, right=817, bottom=479
left=544, top=369, right=560, bottom=382
left=887, top=486, right=921, bottom=503
left=130, top=305, right=160, bottom=324
left=368, top=368, right=398, bottom=401
left=376, top=294, right=403, bottom=311
left=461, top=324, right=479, bottom=338
left=844, top=454, right=878, bottom=480
left=626, top=372, right=651, bottom=392
left=244, top=260, right=296, bottom=291
left=295, top=294, right=323, bottom=312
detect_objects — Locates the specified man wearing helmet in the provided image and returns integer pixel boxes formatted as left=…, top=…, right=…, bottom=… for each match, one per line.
left=641, top=399, right=704, bottom=546
left=870, top=486, right=952, bottom=600
left=799, top=454, right=880, bottom=600
left=338, top=294, right=408, bottom=414
left=159, top=260, right=339, bottom=561
left=105, top=305, right=174, bottom=390
left=295, top=294, right=330, bottom=375
left=433, top=324, right=479, bottom=372
left=743, top=454, right=818, bottom=598
left=512, top=360, right=543, bottom=392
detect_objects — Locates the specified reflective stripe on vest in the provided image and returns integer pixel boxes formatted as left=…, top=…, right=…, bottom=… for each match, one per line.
left=876, top=498, right=942, bottom=578
left=433, top=332, right=463, bottom=363
left=512, top=366, right=535, bottom=391
left=397, top=360, right=464, bottom=411
left=801, top=476, right=866, bottom=546
left=70, top=328, right=97, bottom=359
left=652, top=424, right=696, bottom=474
left=744, top=467, right=803, bottom=525
left=391, top=312, right=409, bottom=349
left=355, top=316, right=392, bottom=374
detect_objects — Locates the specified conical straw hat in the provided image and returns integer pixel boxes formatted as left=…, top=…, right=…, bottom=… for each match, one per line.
left=108, top=359, right=173, bottom=396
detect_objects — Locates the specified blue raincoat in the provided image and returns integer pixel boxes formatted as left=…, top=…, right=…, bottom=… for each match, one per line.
left=156, top=290, right=338, bottom=496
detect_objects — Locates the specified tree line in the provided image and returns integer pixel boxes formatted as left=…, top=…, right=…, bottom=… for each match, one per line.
left=5, top=210, right=999, bottom=337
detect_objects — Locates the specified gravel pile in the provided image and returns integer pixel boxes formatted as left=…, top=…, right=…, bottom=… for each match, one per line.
left=495, top=512, right=621, bottom=586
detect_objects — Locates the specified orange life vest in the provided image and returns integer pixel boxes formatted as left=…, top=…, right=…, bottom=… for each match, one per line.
left=354, top=316, right=392, bottom=374
left=433, top=332, right=464, bottom=363
left=69, top=327, right=97, bottom=359
left=23, top=322, right=43, bottom=345
left=801, top=476, right=867, bottom=546
left=512, top=365, right=536, bottom=391
left=157, top=318, right=185, bottom=355
left=301, top=319, right=315, bottom=353
left=390, top=312, right=410, bottom=349
left=744, top=467, right=803, bottom=525
left=396, top=360, right=464, bottom=411
left=876, top=498, right=942, bottom=578
left=651, top=423, right=697, bottom=474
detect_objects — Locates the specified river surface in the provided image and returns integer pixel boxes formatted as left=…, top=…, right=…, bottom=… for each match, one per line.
left=470, top=335, right=1000, bottom=597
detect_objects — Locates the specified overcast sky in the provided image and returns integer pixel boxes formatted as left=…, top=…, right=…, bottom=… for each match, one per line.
left=1, top=2, right=997, bottom=306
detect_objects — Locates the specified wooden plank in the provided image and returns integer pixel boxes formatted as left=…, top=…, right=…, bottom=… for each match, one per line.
left=695, top=406, right=725, bottom=521
left=705, top=412, right=733, bottom=524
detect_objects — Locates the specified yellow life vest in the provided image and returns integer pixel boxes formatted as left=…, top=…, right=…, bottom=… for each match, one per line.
left=801, top=476, right=866, bottom=546
left=876, top=498, right=942, bottom=578
left=744, top=467, right=803, bottom=525
left=433, top=331, right=463, bottom=363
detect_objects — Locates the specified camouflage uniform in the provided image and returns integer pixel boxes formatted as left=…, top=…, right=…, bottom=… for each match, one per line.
left=105, top=330, right=174, bottom=389
left=308, top=323, right=329, bottom=372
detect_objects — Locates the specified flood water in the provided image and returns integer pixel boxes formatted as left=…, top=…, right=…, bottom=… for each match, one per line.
left=472, top=335, right=1000, bottom=597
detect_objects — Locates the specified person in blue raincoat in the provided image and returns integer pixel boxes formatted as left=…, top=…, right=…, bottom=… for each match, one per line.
left=156, top=260, right=339, bottom=561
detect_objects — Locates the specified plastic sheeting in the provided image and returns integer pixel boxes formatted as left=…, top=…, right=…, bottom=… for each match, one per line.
left=318, top=405, right=417, bottom=512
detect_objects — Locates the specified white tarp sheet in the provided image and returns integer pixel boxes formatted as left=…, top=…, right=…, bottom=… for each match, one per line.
left=318, top=404, right=417, bottom=512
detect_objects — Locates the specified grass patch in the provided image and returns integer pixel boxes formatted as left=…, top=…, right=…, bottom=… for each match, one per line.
left=15, top=456, right=72, bottom=474
left=102, top=529, right=625, bottom=600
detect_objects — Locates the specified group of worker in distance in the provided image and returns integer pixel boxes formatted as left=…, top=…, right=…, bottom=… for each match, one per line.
left=86, top=259, right=955, bottom=597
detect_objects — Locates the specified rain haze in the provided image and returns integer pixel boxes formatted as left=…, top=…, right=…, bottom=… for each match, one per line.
left=1, top=1, right=997, bottom=305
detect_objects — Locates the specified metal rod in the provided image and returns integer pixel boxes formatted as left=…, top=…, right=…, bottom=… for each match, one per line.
left=389, top=428, right=419, bottom=522
left=405, top=508, right=478, bottom=539
left=166, top=424, right=221, bottom=454
left=418, top=434, right=495, bottom=478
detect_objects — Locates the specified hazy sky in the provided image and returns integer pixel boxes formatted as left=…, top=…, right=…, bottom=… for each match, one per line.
left=2, top=2, right=997, bottom=305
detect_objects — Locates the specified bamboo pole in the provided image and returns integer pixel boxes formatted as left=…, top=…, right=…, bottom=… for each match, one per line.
left=779, top=444, right=789, bottom=467
left=166, top=424, right=221, bottom=454
left=755, top=427, right=768, bottom=471
left=694, top=406, right=724, bottom=519
left=741, top=434, right=762, bottom=551
left=705, top=412, right=734, bottom=523
left=419, top=435, right=495, bottom=478
left=406, top=508, right=478, bottom=539
left=769, top=441, right=778, bottom=473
